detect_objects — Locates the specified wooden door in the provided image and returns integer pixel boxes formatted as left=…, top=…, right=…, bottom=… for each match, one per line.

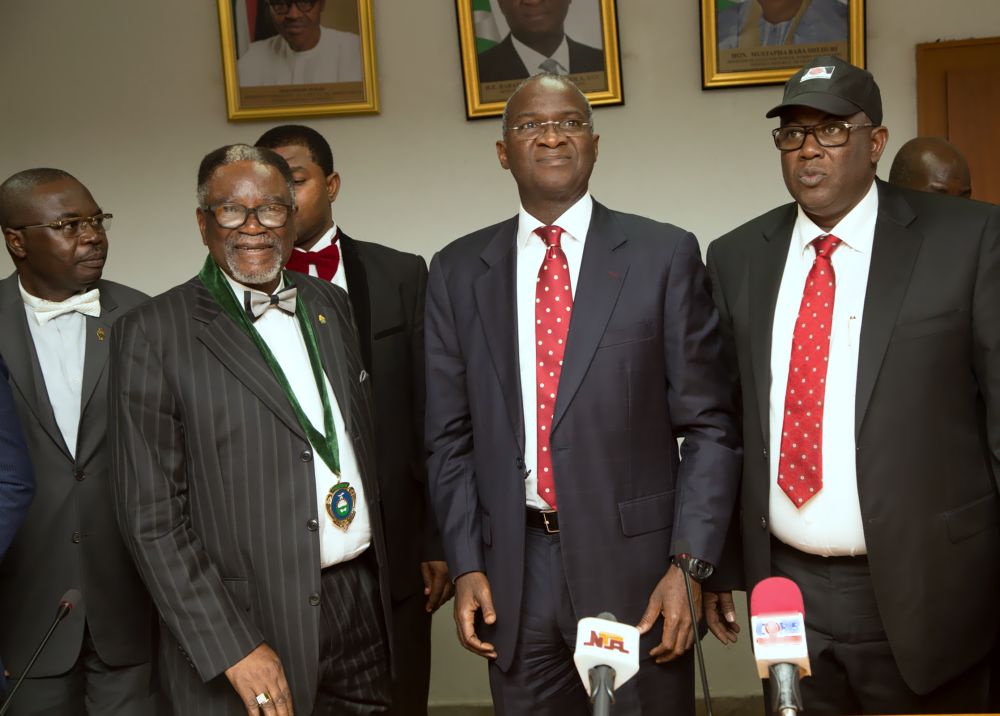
left=916, top=37, right=1000, bottom=203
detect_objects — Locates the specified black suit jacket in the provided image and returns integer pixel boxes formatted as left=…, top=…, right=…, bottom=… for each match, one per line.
left=706, top=180, right=1000, bottom=693
left=425, top=200, right=741, bottom=670
left=0, top=275, right=152, bottom=676
left=339, top=233, right=442, bottom=602
left=477, top=33, right=605, bottom=83
left=109, top=270, right=391, bottom=714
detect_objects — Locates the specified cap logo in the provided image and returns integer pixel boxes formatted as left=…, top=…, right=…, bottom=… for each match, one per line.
left=801, top=66, right=835, bottom=82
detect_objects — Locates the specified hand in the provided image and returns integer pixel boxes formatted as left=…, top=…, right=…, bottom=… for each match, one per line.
left=224, top=643, right=294, bottom=716
left=704, top=590, right=740, bottom=645
left=636, top=564, right=700, bottom=664
left=453, top=571, right=497, bottom=659
left=421, top=560, right=455, bottom=613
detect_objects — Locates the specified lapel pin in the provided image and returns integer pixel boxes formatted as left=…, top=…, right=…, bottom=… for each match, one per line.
left=318, top=314, right=327, bottom=324
left=96, top=327, right=106, bottom=342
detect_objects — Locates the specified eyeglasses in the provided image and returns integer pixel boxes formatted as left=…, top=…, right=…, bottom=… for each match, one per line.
left=14, top=212, right=112, bottom=238
left=506, top=119, right=593, bottom=141
left=266, top=0, right=319, bottom=14
left=772, top=120, right=877, bottom=151
left=203, top=203, right=292, bottom=229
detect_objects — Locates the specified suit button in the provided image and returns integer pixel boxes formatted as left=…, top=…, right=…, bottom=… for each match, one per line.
left=71, top=531, right=82, bottom=543
left=760, top=517, right=767, bottom=530
left=74, top=469, right=85, bottom=481
left=515, top=457, right=525, bottom=470
left=309, top=593, right=321, bottom=606
left=306, top=518, right=318, bottom=531
left=300, top=449, right=313, bottom=462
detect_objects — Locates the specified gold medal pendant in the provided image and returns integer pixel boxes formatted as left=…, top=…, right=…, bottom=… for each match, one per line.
left=325, top=482, right=357, bottom=531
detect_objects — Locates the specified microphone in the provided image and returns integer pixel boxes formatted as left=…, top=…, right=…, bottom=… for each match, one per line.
left=573, top=612, right=640, bottom=716
left=749, top=577, right=810, bottom=716
left=0, top=589, right=82, bottom=716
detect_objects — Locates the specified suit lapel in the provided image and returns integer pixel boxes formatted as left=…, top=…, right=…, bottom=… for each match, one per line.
left=473, top=218, right=525, bottom=451
left=749, top=206, right=796, bottom=445
left=340, top=234, right=373, bottom=373
left=855, top=182, right=920, bottom=435
left=191, top=279, right=307, bottom=441
left=79, top=285, right=116, bottom=418
left=0, top=274, right=72, bottom=458
left=552, top=202, right=628, bottom=431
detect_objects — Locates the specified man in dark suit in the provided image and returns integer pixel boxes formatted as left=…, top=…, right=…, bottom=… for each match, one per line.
left=477, top=0, right=604, bottom=83
left=0, top=352, right=34, bottom=694
left=425, top=73, right=741, bottom=714
left=0, top=168, right=154, bottom=714
left=704, top=56, right=1000, bottom=714
left=254, top=124, right=452, bottom=716
left=109, top=145, right=392, bottom=715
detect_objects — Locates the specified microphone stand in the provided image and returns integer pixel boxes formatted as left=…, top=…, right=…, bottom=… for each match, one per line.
left=0, top=601, right=74, bottom=716
left=682, top=569, right=713, bottom=716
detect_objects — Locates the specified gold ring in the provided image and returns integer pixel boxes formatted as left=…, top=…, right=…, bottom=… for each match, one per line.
left=255, top=692, right=271, bottom=706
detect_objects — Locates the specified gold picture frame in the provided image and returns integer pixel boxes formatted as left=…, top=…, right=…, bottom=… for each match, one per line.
left=216, top=0, right=379, bottom=121
left=456, top=0, right=623, bottom=120
left=700, top=0, right=865, bottom=89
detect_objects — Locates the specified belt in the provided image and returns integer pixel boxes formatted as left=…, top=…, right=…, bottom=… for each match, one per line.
left=526, top=509, right=559, bottom=534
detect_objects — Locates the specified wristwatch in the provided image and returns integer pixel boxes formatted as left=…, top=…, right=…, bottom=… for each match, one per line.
left=671, top=553, right=715, bottom=583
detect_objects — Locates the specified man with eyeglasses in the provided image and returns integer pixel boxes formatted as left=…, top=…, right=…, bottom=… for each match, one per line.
left=255, top=124, right=452, bottom=716
left=425, top=73, right=740, bottom=713
left=704, top=56, right=1000, bottom=713
left=109, top=145, right=391, bottom=714
left=0, top=168, right=155, bottom=714
left=238, top=0, right=362, bottom=87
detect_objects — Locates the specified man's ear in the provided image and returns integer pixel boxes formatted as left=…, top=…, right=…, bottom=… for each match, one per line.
left=3, top=228, right=26, bottom=259
left=326, top=172, right=342, bottom=203
left=497, top=140, right=510, bottom=170
left=196, top=208, right=208, bottom=246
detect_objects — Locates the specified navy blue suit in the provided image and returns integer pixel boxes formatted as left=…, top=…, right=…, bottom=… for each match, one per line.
left=0, top=351, right=35, bottom=692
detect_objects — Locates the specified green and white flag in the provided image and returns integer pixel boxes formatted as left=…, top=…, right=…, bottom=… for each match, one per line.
left=472, top=0, right=501, bottom=53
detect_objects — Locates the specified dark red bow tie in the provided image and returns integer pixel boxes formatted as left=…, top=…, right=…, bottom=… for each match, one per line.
left=285, top=230, right=340, bottom=281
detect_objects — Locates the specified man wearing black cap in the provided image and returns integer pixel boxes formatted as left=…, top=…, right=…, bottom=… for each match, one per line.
left=703, top=55, right=1000, bottom=713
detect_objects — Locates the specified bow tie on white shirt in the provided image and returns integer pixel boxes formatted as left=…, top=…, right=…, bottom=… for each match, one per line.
left=28, top=289, right=102, bottom=325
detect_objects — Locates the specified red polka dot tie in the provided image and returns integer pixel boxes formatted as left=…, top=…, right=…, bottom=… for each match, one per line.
left=535, top=225, right=572, bottom=509
left=777, top=234, right=842, bottom=509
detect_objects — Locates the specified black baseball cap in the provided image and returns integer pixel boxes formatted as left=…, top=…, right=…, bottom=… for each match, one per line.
left=766, top=55, right=882, bottom=125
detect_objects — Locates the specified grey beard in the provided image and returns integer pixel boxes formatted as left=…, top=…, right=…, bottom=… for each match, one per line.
left=224, top=237, right=283, bottom=287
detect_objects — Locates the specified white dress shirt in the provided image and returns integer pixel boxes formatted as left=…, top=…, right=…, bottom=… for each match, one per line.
left=292, top=224, right=348, bottom=292
left=516, top=193, right=592, bottom=510
left=510, top=34, right=571, bottom=75
left=768, top=181, right=878, bottom=556
left=224, top=273, right=370, bottom=567
left=19, top=280, right=89, bottom=457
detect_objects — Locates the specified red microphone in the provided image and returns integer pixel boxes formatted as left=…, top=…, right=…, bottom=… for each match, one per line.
left=750, top=577, right=810, bottom=716
left=0, top=589, right=82, bottom=715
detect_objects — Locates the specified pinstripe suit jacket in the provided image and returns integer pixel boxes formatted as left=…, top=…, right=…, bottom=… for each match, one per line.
left=108, top=270, right=391, bottom=714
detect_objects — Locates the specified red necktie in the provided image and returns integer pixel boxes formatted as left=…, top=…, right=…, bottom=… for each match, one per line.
left=777, top=234, right=842, bottom=509
left=535, top=225, right=572, bottom=509
left=285, top=230, right=340, bottom=281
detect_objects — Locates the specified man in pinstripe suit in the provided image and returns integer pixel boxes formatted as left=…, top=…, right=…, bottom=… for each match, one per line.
left=109, top=145, right=392, bottom=715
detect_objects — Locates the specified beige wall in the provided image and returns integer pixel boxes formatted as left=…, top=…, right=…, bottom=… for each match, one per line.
left=2, top=0, right=998, bottom=707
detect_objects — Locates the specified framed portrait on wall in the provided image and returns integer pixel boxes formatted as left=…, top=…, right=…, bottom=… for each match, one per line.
left=216, top=0, right=379, bottom=121
left=700, top=0, right=866, bottom=89
left=456, top=0, right=623, bottom=120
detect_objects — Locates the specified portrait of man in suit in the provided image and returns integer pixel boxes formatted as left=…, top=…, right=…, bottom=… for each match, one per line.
left=476, top=0, right=605, bottom=84
left=425, top=73, right=741, bottom=714
left=238, top=0, right=363, bottom=86
left=0, top=169, right=154, bottom=714
left=254, top=124, right=453, bottom=716
left=704, top=56, right=1000, bottom=714
left=716, top=0, right=849, bottom=50
left=109, top=144, right=392, bottom=714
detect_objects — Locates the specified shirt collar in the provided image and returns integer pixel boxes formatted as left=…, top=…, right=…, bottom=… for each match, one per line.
left=516, top=193, right=593, bottom=251
left=297, top=223, right=339, bottom=254
left=793, top=180, right=878, bottom=256
left=509, top=33, right=571, bottom=75
left=222, top=270, right=286, bottom=301
left=18, top=277, right=101, bottom=317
